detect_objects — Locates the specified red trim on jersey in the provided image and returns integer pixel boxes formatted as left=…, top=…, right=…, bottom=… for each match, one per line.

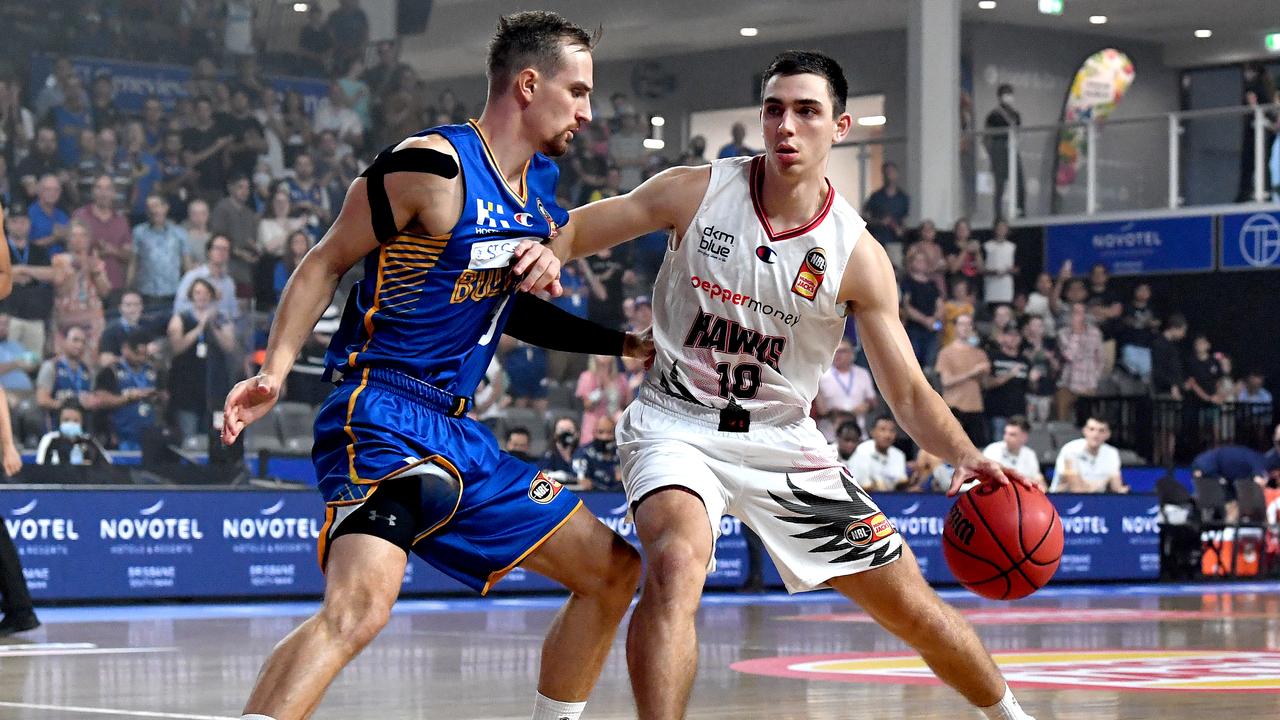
left=749, top=155, right=835, bottom=242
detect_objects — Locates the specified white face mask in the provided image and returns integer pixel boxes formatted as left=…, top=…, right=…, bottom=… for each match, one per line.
left=1000, top=93, right=1015, bottom=107
left=59, top=421, right=82, bottom=438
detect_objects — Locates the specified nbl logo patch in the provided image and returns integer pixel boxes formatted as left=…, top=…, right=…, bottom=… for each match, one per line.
left=791, top=247, right=827, bottom=301
left=528, top=473, right=564, bottom=505
left=844, top=512, right=893, bottom=546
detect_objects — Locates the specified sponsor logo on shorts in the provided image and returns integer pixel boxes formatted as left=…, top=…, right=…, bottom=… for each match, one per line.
left=529, top=473, right=563, bottom=505
left=732, top=650, right=1280, bottom=693
left=791, top=247, right=827, bottom=301
left=844, top=512, right=893, bottom=546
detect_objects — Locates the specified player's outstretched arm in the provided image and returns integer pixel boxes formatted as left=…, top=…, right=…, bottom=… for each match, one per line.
left=553, top=165, right=710, bottom=261
left=0, top=205, right=12, bottom=300
left=841, top=231, right=1031, bottom=496
left=504, top=294, right=654, bottom=360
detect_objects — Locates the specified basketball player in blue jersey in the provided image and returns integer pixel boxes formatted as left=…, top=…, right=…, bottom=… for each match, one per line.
left=550, top=52, right=1038, bottom=719
left=222, top=13, right=644, bottom=720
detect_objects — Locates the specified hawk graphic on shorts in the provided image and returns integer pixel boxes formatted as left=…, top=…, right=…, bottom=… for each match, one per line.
left=769, top=472, right=903, bottom=567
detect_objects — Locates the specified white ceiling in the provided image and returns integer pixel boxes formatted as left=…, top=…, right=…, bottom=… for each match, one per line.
left=397, top=0, right=1279, bottom=81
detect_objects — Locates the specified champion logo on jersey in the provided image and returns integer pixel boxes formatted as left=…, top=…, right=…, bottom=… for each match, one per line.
left=791, top=247, right=827, bottom=301
left=513, top=212, right=534, bottom=227
left=756, top=246, right=778, bottom=264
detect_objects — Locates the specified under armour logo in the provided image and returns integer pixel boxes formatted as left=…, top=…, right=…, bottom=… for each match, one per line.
left=368, top=511, right=397, bottom=526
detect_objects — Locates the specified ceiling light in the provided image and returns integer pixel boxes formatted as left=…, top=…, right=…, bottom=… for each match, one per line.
left=643, top=138, right=665, bottom=150
left=650, top=116, right=665, bottom=127
left=1268, top=33, right=1280, bottom=52
left=292, top=2, right=308, bottom=12
left=1194, top=29, right=1212, bottom=39
left=1089, top=15, right=1106, bottom=24
left=978, top=1, right=996, bottom=9
left=857, top=115, right=887, bottom=127
left=739, top=27, right=758, bottom=37
left=1037, top=0, right=1063, bottom=15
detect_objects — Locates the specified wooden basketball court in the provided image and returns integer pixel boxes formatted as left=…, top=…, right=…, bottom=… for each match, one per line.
left=4, top=582, right=1280, bottom=719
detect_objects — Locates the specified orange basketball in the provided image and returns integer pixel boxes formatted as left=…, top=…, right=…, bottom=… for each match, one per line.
left=942, top=481, right=1064, bottom=600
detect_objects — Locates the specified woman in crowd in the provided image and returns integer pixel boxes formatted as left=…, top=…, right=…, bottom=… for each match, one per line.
left=575, top=354, right=630, bottom=449
left=52, top=222, right=109, bottom=359
left=166, top=278, right=238, bottom=440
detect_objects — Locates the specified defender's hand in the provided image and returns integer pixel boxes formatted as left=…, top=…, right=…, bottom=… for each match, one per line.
left=623, top=325, right=655, bottom=369
left=512, top=240, right=563, bottom=297
left=222, top=374, right=281, bottom=446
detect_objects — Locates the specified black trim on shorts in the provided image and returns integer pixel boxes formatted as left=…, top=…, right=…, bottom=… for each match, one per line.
left=630, top=484, right=709, bottom=516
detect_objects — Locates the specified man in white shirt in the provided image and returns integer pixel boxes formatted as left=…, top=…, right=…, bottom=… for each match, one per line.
left=1050, top=416, right=1128, bottom=493
left=982, top=220, right=1017, bottom=305
left=816, top=338, right=877, bottom=439
left=832, top=419, right=862, bottom=469
left=983, top=415, right=1046, bottom=491
left=848, top=417, right=908, bottom=492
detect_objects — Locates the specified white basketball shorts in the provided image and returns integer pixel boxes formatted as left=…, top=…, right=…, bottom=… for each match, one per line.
left=617, top=387, right=903, bottom=593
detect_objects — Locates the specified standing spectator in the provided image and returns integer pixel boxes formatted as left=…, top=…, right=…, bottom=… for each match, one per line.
left=129, top=194, right=189, bottom=312
left=846, top=416, right=908, bottom=492
left=155, top=130, right=196, bottom=214
left=863, top=161, right=910, bottom=232
left=223, top=0, right=255, bottom=60
left=72, top=175, right=131, bottom=301
left=166, top=278, right=237, bottom=439
left=936, top=313, right=990, bottom=445
left=297, top=4, right=332, bottom=70
left=29, top=175, right=69, bottom=253
left=1050, top=417, right=1127, bottom=493
left=945, top=217, right=983, bottom=290
left=75, top=128, right=131, bottom=204
left=93, top=329, right=161, bottom=451
left=88, top=73, right=121, bottom=133
left=257, top=189, right=304, bottom=260
left=173, top=234, right=239, bottom=320
left=982, top=219, right=1018, bottom=306
left=1184, top=334, right=1226, bottom=445
left=1056, top=303, right=1104, bottom=421
left=581, top=247, right=626, bottom=330
left=51, top=222, right=109, bottom=356
left=1118, top=283, right=1160, bottom=380
left=909, top=219, right=947, bottom=293
left=139, top=96, right=167, bottom=153
left=1239, top=62, right=1278, bottom=202
left=313, top=82, right=365, bottom=154
left=575, top=354, right=629, bottom=448
left=338, top=60, right=373, bottom=133
left=0, top=314, right=37, bottom=396
left=34, top=57, right=76, bottom=122
left=325, top=0, right=370, bottom=72
left=182, top=97, right=232, bottom=202
left=675, top=135, right=708, bottom=167
left=273, top=230, right=310, bottom=303
left=0, top=77, right=36, bottom=171
left=982, top=416, right=1046, bottom=490
left=1239, top=370, right=1273, bottom=407
left=984, top=83, right=1023, bottom=220
left=434, top=89, right=467, bottom=125
left=35, top=325, right=95, bottom=429
left=47, top=75, right=93, bottom=167
left=15, top=128, right=64, bottom=204
left=2, top=205, right=55, bottom=358
left=984, top=326, right=1030, bottom=440
left=572, top=415, right=621, bottom=491
left=252, top=87, right=287, bottom=179
left=34, top=401, right=108, bottom=466
left=209, top=175, right=259, bottom=289
left=815, top=338, right=877, bottom=439
left=223, top=88, right=267, bottom=184
left=717, top=121, right=755, bottom=159
left=586, top=166, right=622, bottom=203
left=900, top=250, right=942, bottom=369
left=277, top=91, right=311, bottom=170
left=1021, top=315, right=1059, bottom=424
left=120, top=122, right=160, bottom=221
left=99, top=291, right=153, bottom=367
left=540, top=416, right=580, bottom=487
left=609, top=113, right=647, bottom=192
left=182, top=198, right=212, bottom=268
left=187, top=59, right=221, bottom=103
left=284, top=154, right=332, bottom=227
left=941, top=277, right=976, bottom=348
left=1025, top=272, right=1057, bottom=336
left=0, top=386, right=37, bottom=635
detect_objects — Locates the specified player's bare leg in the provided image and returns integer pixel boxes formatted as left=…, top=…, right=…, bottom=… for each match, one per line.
left=626, top=489, right=716, bottom=720
left=521, top=509, right=643, bottom=701
left=242, top=533, right=406, bottom=720
left=826, top=543, right=1007, bottom=706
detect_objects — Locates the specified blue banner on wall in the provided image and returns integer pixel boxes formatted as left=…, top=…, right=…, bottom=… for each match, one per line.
left=1220, top=211, right=1280, bottom=271
left=762, top=493, right=1160, bottom=588
left=2, top=489, right=747, bottom=601
left=1044, top=216, right=1215, bottom=276
left=29, top=54, right=329, bottom=115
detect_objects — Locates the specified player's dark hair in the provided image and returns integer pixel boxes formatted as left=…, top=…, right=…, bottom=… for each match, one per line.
left=1006, top=415, right=1031, bottom=433
left=1085, top=416, right=1110, bottom=429
left=836, top=420, right=860, bottom=437
left=872, top=416, right=897, bottom=429
left=506, top=426, right=531, bottom=441
left=487, top=11, right=598, bottom=87
left=760, top=50, right=848, bottom=116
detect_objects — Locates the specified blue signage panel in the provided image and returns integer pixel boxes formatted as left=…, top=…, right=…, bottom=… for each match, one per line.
left=2, top=489, right=748, bottom=601
left=762, top=493, right=1160, bottom=589
left=1044, top=216, right=1215, bottom=276
left=1221, top=211, right=1280, bottom=270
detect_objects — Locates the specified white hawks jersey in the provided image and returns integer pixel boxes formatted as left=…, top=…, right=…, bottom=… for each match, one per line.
left=647, top=155, right=866, bottom=425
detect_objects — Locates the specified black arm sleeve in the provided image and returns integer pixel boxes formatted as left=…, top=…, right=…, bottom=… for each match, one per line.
left=505, top=293, right=627, bottom=356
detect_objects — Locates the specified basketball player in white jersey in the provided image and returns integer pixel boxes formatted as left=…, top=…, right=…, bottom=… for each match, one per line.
left=552, top=52, right=1037, bottom=719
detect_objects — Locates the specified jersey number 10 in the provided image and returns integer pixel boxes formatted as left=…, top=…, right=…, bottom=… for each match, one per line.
left=715, top=362, right=762, bottom=400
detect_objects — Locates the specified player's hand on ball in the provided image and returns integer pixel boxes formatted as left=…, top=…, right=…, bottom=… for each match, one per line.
left=947, top=451, right=1034, bottom=497
left=512, top=240, right=563, bottom=297
left=624, top=325, right=655, bottom=368
left=222, top=374, right=281, bottom=446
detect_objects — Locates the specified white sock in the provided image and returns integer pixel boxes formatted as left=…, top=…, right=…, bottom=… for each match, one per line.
left=979, top=685, right=1034, bottom=720
left=241, top=715, right=276, bottom=720
left=530, top=692, right=586, bottom=720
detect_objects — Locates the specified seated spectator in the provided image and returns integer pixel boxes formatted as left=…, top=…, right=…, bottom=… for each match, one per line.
left=16, top=129, right=63, bottom=204
left=129, top=194, right=190, bottom=312
left=1024, top=272, right=1057, bottom=336
left=983, top=325, right=1029, bottom=440
left=93, top=330, right=162, bottom=451
left=3, top=204, right=56, bottom=358
left=0, top=314, right=37, bottom=396
left=156, top=130, right=196, bottom=219
left=717, top=121, right=755, bottom=159
left=51, top=222, right=110, bottom=357
left=1239, top=370, right=1273, bottom=407
left=945, top=217, right=983, bottom=289
left=173, top=234, right=239, bottom=320
left=540, top=416, right=580, bottom=487
left=900, top=249, right=942, bottom=369
left=209, top=176, right=260, bottom=289
left=576, top=354, right=629, bottom=447
left=282, top=304, right=338, bottom=407
left=1192, top=445, right=1267, bottom=520
left=941, top=277, right=976, bottom=348
left=572, top=415, right=621, bottom=491
left=35, top=325, right=96, bottom=430
left=274, top=230, right=312, bottom=303
left=982, top=415, right=1045, bottom=491
left=936, top=314, right=990, bottom=446
left=284, top=154, right=331, bottom=228
left=863, top=161, right=909, bottom=232
left=1050, top=417, right=1127, bottom=493
left=832, top=420, right=861, bottom=469
left=1267, top=423, right=1280, bottom=470
left=47, top=75, right=92, bottom=167
left=313, top=81, right=365, bottom=155
left=166, top=278, right=238, bottom=439
left=258, top=189, right=304, bottom=260
left=72, top=175, right=132, bottom=303
left=504, top=339, right=548, bottom=412
left=99, top=291, right=159, bottom=367
left=28, top=174, right=69, bottom=253
left=847, top=416, right=908, bottom=492
left=815, top=338, right=876, bottom=440
left=503, top=426, right=533, bottom=464
left=903, top=448, right=959, bottom=493
left=34, top=401, right=108, bottom=465
left=182, top=199, right=212, bottom=267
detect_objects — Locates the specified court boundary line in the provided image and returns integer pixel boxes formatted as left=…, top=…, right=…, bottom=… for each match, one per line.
left=0, top=701, right=236, bottom=719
